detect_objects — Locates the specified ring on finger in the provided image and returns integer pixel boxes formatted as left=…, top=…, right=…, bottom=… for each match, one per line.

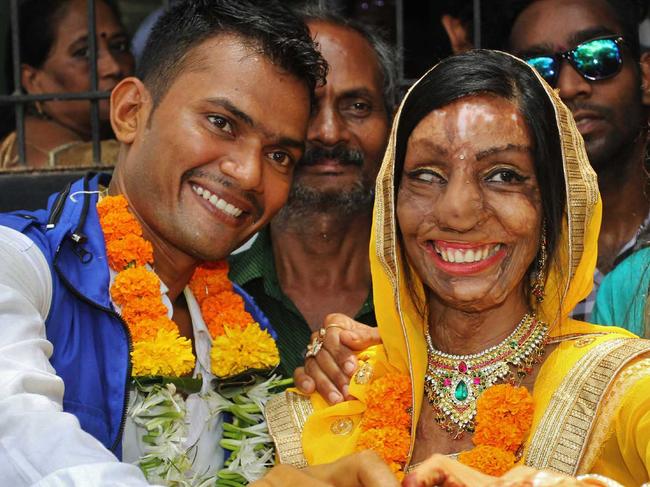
left=325, top=324, right=346, bottom=332
left=305, top=334, right=324, bottom=359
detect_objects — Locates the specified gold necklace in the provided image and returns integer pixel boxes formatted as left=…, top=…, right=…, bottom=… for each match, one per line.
left=424, top=313, right=548, bottom=439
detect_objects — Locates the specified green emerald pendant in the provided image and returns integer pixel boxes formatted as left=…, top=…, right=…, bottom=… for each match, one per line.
left=454, top=380, right=468, bottom=401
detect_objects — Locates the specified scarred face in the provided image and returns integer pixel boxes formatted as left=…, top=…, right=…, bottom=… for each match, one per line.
left=396, top=94, right=542, bottom=313
left=115, top=34, right=311, bottom=261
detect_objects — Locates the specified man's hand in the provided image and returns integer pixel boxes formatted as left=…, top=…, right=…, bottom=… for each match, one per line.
left=252, top=451, right=400, bottom=487
left=294, top=313, right=381, bottom=404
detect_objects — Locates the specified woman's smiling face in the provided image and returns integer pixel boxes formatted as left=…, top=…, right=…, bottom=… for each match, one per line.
left=396, top=93, right=543, bottom=312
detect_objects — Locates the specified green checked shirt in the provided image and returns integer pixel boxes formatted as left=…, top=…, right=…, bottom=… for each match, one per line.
left=228, top=227, right=377, bottom=378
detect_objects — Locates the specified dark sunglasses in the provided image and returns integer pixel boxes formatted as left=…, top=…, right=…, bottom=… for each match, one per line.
left=524, top=35, right=625, bottom=87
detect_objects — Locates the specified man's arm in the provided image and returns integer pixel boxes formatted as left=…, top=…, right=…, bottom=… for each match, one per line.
left=0, top=225, right=151, bottom=486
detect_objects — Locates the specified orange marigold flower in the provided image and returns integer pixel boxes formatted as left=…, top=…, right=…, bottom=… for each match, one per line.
left=473, top=384, right=534, bottom=452
left=106, top=234, right=153, bottom=270
left=361, top=373, right=412, bottom=430
left=458, top=445, right=515, bottom=476
left=189, top=264, right=232, bottom=304
left=99, top=211, right=142, bottom=242
left=200, top=291, right=245, bottom=323
left=205, top=306, right=254, bottom=339
left=128, top=316, right=179, bottom=343
left=121, top=296, right=168, bottom=325
left=357, top=426, right=411, bottom=465
left=97, top=194, right=129, bottom=219
left=110, top=266, right=160, bottom=307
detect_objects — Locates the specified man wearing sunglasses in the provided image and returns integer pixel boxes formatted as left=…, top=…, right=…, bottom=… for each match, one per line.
left=510, top=0, right=650, bottom=321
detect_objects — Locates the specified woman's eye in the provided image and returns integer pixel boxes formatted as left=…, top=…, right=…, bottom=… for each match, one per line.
left=485, top=169, right=526, bottom=183
left=268, top=151, right=293, bottom=167
left=407, top=169, right=445, bottom=183
left=207, top=115, right=233, bottom=135
left=72, top=47, right=90, bottom=59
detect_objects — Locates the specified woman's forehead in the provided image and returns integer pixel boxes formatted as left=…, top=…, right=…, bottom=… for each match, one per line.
left=405, top=94, right=530, bottom=152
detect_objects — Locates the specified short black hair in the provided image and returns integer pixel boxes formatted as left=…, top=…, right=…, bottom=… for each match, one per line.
left=395, top=50, right=566, bottom=308
left=137, top=0, right=328, bottom=107
left=297, top=4, right=400, bottom=113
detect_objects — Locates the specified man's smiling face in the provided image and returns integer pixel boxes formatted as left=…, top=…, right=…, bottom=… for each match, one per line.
left=121, top=34, right=311, bottom=260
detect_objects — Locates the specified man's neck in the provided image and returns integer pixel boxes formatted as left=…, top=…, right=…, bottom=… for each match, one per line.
left=269, top=209, right=373, bottom=329
left=107, top=175, right=199, bottom=303
left=597, top=138, right=650, bottom=272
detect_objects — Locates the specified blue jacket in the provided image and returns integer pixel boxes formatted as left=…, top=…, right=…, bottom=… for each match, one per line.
left=0, top=173, right=130, bottom=457
left=0, top=173, right=276, bottom=461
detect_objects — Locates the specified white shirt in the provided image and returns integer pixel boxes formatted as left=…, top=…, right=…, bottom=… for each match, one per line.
left=0, top=225, right=222, bottom=486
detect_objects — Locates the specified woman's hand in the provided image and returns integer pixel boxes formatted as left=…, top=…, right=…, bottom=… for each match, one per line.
left=402, top=454, right=496, bottom=487
left=252, top=451, right=400, bottom=487
left=294, top=313, right=382, bottom=404
left=402, top=457, right=598, bottom=487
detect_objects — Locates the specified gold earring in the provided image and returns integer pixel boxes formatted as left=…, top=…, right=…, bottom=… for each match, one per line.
left=531, top=223, right=547, bottom=303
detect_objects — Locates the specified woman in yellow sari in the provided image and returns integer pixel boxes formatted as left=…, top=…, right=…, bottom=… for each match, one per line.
left=266, top=49, right=650, bottom=486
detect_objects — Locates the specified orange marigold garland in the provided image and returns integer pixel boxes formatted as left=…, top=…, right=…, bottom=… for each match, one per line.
left=98, top=195, right=194, bottom=377
left=356, top=373, right=412, bottom=475
left=189, top=263, right=280, bottom=378
left=98, top=194, right=279, bottom=380
left=458, top=384, right=534, bottom=476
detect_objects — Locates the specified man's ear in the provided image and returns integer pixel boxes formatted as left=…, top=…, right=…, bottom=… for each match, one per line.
left=641, top=52, right=650, bottom=106
left=110, top=77, right=152, bottom=144
left=440, top=14, right=473, bottom=54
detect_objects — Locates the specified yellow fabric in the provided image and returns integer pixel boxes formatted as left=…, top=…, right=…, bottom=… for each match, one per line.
left=294, top=52, right=650, bottom=484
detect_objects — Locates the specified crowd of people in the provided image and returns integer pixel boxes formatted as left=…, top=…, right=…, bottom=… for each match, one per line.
left=0, top=0, right=649, bottom=486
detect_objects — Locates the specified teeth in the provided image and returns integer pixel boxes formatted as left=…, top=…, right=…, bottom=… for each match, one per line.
left=192, top=184, right=243, bottom=217
left=436, top=243, right=503, bottom=264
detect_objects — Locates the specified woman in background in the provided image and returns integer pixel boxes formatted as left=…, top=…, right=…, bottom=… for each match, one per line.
left=0, top=0, right=134, bottom=169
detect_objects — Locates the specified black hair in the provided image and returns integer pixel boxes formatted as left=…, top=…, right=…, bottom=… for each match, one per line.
left=137, top=0, right=328, bottom=107
left=297, top=4, right=400, bottom=113
left=395, top=50, right=566, bottom=311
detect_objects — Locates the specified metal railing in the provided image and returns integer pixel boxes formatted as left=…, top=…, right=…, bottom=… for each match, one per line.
left=0, top=0, right=484, bottom=168
left=0, top=0, right=109, bottom=166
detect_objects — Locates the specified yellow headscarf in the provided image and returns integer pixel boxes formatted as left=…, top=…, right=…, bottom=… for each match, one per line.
left=370, top=50, right=600, bottom=437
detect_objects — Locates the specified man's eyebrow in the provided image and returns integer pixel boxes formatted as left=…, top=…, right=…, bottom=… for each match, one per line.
left=277, top=137, right=305, bottom=150
left=205, top=97, right=304, bottom=150
left=568, top=26, right=618, bottom=47
left=516, top=26, right=618, bottom=57
left=205, top=97, right=254, bottom=127
left=340, top=87, right=376, bottom=99
left=476, top=144, right=531, bottom=160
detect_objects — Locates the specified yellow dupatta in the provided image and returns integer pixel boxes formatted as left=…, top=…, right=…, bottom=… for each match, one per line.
left=266, top=52, right=650, bottom=483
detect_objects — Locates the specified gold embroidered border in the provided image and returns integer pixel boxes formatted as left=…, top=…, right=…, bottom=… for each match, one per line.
left=579, top=356, right=650, bottom=472
left=525, top=338, right=650, bottom=475
left=265, top=391, right=313, bottom=468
